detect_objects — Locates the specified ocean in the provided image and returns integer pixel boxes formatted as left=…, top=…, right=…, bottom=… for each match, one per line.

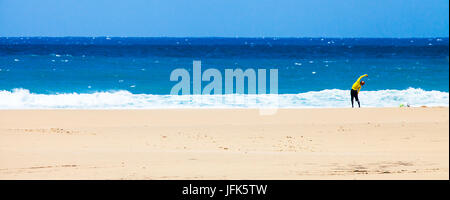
left=0, top=37, right=448, bottom=109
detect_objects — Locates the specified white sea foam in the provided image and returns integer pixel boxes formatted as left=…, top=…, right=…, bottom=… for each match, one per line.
left=0, top=88, right=448, bottom=109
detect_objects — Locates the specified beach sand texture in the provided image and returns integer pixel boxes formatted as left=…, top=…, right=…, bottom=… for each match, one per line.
left=0, top=107, right=448, bottom=179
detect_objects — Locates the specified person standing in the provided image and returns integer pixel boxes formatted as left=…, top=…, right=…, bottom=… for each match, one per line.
left=351, top=74, right=368, bottom=108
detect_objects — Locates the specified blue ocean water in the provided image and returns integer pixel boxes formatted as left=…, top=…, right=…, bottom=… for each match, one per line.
left=0, top=37, right=448, bottom=108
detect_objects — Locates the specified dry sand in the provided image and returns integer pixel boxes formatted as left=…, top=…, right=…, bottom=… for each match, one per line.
left=0, top=107, right=448, bottom=180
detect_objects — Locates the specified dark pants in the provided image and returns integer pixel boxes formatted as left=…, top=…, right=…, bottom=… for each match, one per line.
left=350, top=89, right=360, bottom=108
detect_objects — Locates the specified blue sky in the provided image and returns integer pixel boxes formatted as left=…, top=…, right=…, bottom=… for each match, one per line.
left=0, top=0, right=448, bottom=37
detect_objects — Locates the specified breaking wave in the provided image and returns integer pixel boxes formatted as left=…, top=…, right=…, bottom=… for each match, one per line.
left=0, top=88, right=448, bottom=109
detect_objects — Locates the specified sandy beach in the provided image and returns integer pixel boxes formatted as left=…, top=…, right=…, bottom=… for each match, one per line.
left=0, top=107, right=448, bottom=180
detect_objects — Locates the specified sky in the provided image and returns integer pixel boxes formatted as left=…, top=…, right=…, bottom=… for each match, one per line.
left=0, top=0, right=448, bottom=37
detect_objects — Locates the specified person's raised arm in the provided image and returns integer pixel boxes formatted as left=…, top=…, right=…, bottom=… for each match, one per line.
left=356, top=74, right=368, bottom=83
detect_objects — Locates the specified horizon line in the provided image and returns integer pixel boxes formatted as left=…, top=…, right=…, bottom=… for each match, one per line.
left=0, top=36, right=449, bottom=39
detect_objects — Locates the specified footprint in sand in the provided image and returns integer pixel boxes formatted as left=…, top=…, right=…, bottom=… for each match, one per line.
left=12, top=128, right=79, bottom=134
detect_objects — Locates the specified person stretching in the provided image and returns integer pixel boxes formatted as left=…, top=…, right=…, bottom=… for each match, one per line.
left=351, top=74, right=368, bottom=108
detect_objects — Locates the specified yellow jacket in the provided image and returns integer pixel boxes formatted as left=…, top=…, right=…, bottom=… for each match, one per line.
left=351, top=74, right=368, bottom=92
